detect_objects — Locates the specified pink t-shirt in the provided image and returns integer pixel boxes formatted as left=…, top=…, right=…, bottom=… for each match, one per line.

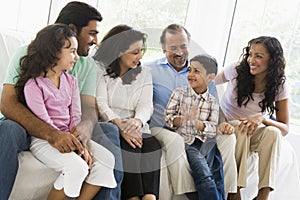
left=220, top=63, right=289, bottom=121
left=24, top=71, right=81, bottom=132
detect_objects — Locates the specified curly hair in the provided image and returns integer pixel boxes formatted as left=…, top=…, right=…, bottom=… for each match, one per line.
left=93, top=24, right=147, bottom=84
left=15, top=23, right=76, bottom=105
left=236, top=36, right=286, bottom=115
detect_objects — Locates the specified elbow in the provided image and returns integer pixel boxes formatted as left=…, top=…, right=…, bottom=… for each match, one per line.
left=282, top=126, right=289, bottom=137
left=1, top=99, right=11, bottom=117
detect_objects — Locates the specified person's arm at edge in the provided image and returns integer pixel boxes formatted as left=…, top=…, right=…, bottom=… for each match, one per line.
left=214, top=70, right=228, bottom=85
left=261, top=99, right=289, bottom=136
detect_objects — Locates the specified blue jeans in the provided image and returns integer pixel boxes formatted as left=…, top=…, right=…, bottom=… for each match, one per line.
left=92, top=122, right=123, bottom=200
left=0, top=119, right=123, bottom=200
left=186, top=138, right=225, bottom=200
left=0, top=119, right=30, bottom=200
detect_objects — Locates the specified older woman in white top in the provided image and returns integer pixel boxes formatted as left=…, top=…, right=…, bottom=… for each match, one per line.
left=94, top=24, right=161, bottom=200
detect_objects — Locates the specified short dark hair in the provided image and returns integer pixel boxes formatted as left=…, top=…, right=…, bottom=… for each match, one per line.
left=55, top=1, right=102, bottom=34
left=160, top=23, right=191, bottom=49
left=190, top=54, right=218, bottom=75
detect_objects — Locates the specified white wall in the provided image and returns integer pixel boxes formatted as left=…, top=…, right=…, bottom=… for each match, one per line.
left=185, top=0, right=236, bottom=67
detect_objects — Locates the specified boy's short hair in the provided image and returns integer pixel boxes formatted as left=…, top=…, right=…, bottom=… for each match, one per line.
left=190, top=54, right=218, bottom=75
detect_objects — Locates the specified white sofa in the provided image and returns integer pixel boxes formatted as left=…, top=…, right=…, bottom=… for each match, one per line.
left=1, top=29, right=300, bottom=200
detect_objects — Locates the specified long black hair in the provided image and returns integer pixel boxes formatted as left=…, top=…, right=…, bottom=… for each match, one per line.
left=236, top=36, right=286, bottom=115
left=15, top=23, right=76, bottom=105
left=93, top=24, right=147, bottom=84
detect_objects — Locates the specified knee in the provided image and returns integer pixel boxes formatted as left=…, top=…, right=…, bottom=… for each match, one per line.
left=99, top=122, right=119, bottom=133
left=217, top=134, right=236, bottom=148
left=0, top=119, right=25, bottom=135
left=0, top=120, right=28, bottom=147
left=69, top=158, right=89, bottom=179
left=92, top=122, right=121, bottom=147
left=167, top=132, right=185, bottom=150
left=148, top=135, right=161, bottom=149
left=99, top=122, right=120, bottom=140
left=264, top=126, right=281, bottom=141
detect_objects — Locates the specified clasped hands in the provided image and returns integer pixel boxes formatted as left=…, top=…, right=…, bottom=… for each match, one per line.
left=118, top=118, right=143, bottom=149
left=238, top=113, right=264, bottom=136
left=179, top=103, right=234, bottom=135
left=179, top=104, right=202, bottom=133
left=49, top=127, right=92, bottom=168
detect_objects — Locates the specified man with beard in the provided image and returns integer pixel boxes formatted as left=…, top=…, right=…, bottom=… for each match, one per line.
left=143, top=24, right=237, bottom=200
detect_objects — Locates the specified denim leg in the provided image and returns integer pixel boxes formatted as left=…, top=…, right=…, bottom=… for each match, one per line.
left=92, top=122, right=123, bottom=200
left=0, top=119, right=30, bottom=200
left=186, top=142, right=223, bottom=200
left=206, top=146, right=225, bottom=199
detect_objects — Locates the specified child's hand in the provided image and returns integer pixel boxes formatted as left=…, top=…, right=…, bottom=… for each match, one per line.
left=217, top=122, right=234, bottom=135
left=82, top=147, right=93, bottom=168
left=180, top=104, right=198, bottom=125
left=179, top=103, right=190, bottom=127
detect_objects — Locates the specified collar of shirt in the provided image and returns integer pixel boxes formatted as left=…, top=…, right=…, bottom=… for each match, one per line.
left=188, top=85, right=210, bottom=102
left=159, top=57, right=190, bottom=74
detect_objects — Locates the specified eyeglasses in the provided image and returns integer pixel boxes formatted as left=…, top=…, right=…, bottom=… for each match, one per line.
left=165, top=44, right=188, bottom=53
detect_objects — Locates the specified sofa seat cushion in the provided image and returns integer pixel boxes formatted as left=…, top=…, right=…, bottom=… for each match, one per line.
left=9, top=151, right=59, bottom=200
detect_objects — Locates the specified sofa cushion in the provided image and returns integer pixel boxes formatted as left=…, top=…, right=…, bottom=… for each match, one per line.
left=9, top=151, right=59, bottom=200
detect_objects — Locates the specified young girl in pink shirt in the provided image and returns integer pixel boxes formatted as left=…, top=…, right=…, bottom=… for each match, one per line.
left=15, top=24, right=116, bottom=200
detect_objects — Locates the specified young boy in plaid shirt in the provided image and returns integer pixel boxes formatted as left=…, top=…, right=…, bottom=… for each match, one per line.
left=164, top=54, right=225, bottom=200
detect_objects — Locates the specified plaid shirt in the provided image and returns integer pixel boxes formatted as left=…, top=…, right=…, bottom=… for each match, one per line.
left=164, top=86, right=219, bottom=145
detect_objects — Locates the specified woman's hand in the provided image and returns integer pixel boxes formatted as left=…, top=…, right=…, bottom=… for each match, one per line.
left=218, top=122, right=235, bottom=135
left=120, top=118, right=143, bottom=134
left=238, top=113, right=265, bottom=136
left=112, top=118, right=143, bottom=149
left=120, top=129, right=143, bottom=149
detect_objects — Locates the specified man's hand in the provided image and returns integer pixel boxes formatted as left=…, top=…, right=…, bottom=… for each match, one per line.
left=48, top=131, right=84, bottom=154
left=72, top=121, right=93, bottom=150
left=217, top=122, right=234, bottom=135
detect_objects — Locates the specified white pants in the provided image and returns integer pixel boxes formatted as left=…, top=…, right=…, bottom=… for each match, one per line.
left=216, top=134, right=238, bottom=193
left=30, top=138, right=116, bottom=197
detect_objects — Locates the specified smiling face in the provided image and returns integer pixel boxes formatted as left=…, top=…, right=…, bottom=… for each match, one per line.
left=247, top=43, right=270, bottom=78
left=187, top=61, right=212, bottom=94
left=163, top=29, right=189, bottom=71
left=76, top=20, right=100, bottom=56
left=55, top=36, right=79, bottom=72
left=119, top=40, right=144, bottom=75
